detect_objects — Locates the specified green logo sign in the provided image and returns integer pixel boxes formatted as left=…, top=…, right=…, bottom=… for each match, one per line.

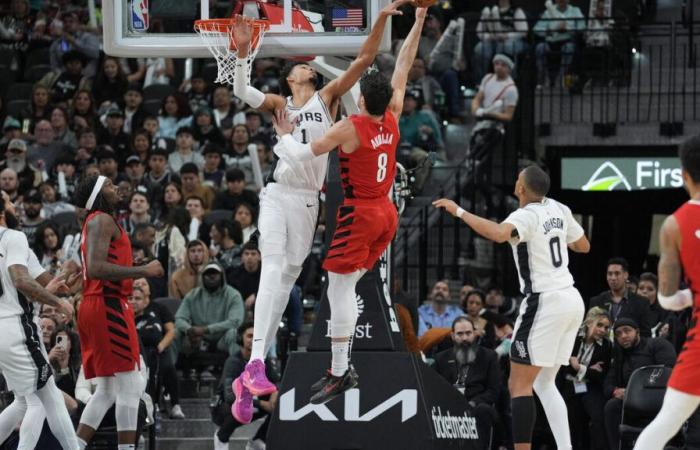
left=561, top=158, right=682, bottom=191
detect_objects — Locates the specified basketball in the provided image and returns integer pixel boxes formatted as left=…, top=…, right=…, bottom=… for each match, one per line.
left=412, top=0, right=438, bottom=7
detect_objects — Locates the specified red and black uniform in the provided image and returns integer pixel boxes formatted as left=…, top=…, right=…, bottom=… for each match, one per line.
left=79, top=211, right=140, bottom=379
left=668, top=200, right=700, bottom=395
left=323, top=110, right=399, bottom=274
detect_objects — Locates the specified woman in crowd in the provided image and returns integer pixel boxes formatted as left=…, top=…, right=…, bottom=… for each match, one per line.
left=91, top=56, right=130, bottom=107
left=33, top=221, right=63, bottom=274
left=209, top=219, right=243, bottom=271
left=39, top=180, right=75, bottom=218
left=561, top=307, right=612, bottom=450
left=130, top=128, right=151, bottom=164
left=47, top=325, right=82, bottom=398
left=19, top=83, right=51, bottom=134
left=70, top=89, right=99, bottom=132
left=129, top=284, right=185, bottom=419
left=192, top=107, right=226, bottom=150
left=158, top=181, right=185, bottom=222
left=637, top=272, right=670, bottom=337
left=158, top=93, right=192, bottom=139
left=234, top=202, right=257, bottom=244
left=50, top=106, right=77, bottom=148
left=461, top=289, right=496, bottom=348
left=154, top=206, right=189, bottom=279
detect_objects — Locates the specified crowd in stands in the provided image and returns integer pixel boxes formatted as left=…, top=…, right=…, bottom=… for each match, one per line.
left=415, top=256, right=698, bottom=449
left=0, top=0, right=674, bottom=449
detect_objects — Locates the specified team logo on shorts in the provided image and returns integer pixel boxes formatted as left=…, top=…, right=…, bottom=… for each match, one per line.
left=514, top=340, right=528, bottom=359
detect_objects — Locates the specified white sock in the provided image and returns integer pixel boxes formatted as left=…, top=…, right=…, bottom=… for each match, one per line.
left=533, top=365, right=572, bottom=450
left=331, top=340, right=349, bottom=376
left=78, top=438, right=87, bottom=450
left=250, top=253, right=285, bottom=361
left=633, top=387, right=700, bottom=450
left=117, top=445, right=135, bottom=450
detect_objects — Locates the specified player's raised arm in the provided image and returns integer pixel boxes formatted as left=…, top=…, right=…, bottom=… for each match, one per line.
left=271, top=108, right=356, bottom=160
left=320, top=0, right=409, bottom=102
left=232, top=16, right=286, bottom=113
left=657, top=215, right=693, bottom=310
left=387, top=7, right=427, bottom=118
left=86, top=214, right=164, bottom=281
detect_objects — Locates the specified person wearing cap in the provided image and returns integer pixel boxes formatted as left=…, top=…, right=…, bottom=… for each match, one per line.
left=533, top=0, right=585, bottom=87
left=201, top=144, right=225, bottom=190
left=174, top=261, right=245, bottom=358
left=124, top=154, right=146, bottom=189
left=474, top=0, right=528, bottom=83
left=98, top=107, right=130, bottom=155
left=169, top=239, right=209, bottom=300
left=1, top=118, right=22, bottom=152
left=123, top=83, right=146, bottom=134
left=96, top=146, right=126, bottom=184
left=603, top=318, right=676, bottom=450
left=169, top=127, right=204, bottom=174
left=48, top=11, right=100, bottom=76
left=39, top=49, right=90, bottom=103
left=212, top=168, right=259, bottom=213
left=0, top=138, right=42, bottom=195
left=193, top=107, right=226, bottom=150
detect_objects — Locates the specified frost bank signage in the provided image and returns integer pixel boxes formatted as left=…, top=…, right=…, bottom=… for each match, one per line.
left=561, top=158, right=682, bottom=191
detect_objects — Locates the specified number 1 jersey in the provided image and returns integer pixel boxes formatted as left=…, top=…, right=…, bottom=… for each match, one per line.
left=339, top=110, right=399, bottom=199
left=504, top=198, right=584, bottom=295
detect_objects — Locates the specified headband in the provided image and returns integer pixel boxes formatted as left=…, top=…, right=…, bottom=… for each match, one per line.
left=85, top=175, right=106, bottom=210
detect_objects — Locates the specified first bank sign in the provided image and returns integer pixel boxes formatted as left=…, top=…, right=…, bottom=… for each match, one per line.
left=561, top=158, right=683, bottom=191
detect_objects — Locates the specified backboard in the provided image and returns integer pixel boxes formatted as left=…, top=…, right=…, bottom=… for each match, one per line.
left=103, top=0, right=392, bottom=59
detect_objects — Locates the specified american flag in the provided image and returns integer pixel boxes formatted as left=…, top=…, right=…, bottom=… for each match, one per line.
left=331, top=8, right=363, bottom=27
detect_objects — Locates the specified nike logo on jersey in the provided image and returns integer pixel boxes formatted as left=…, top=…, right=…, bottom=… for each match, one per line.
left=306, top=203, right=314, bottom=207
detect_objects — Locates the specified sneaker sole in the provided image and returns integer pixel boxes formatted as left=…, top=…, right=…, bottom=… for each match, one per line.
left=231, top=378, right=253, bottom=424
left=310, top=377, right=358, bottom=405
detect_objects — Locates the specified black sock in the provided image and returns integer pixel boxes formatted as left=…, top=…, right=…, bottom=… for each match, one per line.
left=511, top=395, right=536, bottom=444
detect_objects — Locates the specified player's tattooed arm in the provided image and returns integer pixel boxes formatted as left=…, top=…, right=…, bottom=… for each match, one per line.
left=8, top=264, right=74, bottom=318
left=86, top=214, right=164, bottom=281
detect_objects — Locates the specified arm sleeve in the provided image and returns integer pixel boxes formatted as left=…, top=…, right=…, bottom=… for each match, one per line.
left=503, top=208, right=537, bottom=243
left=5, top=232, right=30, bottom=268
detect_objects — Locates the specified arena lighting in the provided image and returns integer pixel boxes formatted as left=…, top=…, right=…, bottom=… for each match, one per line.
left=632, top=48, right=637, bottom=54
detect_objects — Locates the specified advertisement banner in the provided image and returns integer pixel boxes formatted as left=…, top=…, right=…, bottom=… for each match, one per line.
left=561, top=157, right=682, bottom=191
left=267, top=352, right=482, bottom=450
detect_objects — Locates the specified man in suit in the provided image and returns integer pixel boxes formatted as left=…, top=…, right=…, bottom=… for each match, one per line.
left=434, top=316, right=501, bottom=448
left=589, top=257, right=653, bottom=336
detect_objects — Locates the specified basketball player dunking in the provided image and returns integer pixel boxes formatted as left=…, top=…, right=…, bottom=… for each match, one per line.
left=633, top=136, right=700, bottom=450
left=74, top=175, right=164, bottom=450
left=434, top=166, right=590, bottom=450
left=229, top=0, right=410, bottom=421
left=271, top=7, right=427, bottom=404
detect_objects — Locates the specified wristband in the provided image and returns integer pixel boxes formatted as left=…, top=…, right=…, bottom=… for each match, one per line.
left=455, top=207, right=466, bottom=219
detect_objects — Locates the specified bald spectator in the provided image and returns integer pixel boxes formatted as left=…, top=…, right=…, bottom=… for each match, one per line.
left=28, top=120, right=69, bottom=172
left=418, top=280, right=463, bottom=337
left=49, top=11, right=101, bottom=77
left=0, top=168, right=20, bottom=203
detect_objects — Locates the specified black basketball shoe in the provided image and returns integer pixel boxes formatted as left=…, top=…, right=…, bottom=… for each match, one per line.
left=309, top=366, right=359, bottom=405
left=310, top=369, right=333, bottom=392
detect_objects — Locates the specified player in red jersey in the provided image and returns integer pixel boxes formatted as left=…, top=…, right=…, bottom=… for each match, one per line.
left=271, top=6, right=427, bottom=405
left=73, top=175, right=164, bottom=450
left=633, top=136, right=700, bottom=450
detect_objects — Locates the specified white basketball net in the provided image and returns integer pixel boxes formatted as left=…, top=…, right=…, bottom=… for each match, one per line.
left=194, top=18, right=269, bottom=86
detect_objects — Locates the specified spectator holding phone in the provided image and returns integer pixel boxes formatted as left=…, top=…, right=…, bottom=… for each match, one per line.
left=47, top=325, right=81, bottom=398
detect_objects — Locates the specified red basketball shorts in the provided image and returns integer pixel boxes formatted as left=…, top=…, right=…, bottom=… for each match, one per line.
left=668, top=309, right=700, bottom=395
left=78, top=295, right=141, bottom=379
left=323, top=197, right=398, bottom=274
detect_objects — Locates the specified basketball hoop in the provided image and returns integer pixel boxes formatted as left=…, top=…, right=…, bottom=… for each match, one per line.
left=194, top=15, right=270, bottom=86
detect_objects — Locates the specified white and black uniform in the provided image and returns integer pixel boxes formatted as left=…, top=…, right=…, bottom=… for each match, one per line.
left=259, top=92, right=333, bottom=265
left=0, top=228, right=51, bottom=395
left=504, top=198, right=585, bottom=367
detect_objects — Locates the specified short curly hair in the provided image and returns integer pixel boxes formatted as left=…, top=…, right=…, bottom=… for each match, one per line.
left=360, top=71, right=393, bottom=116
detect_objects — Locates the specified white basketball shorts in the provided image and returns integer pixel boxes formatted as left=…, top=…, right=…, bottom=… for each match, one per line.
left=257, top=182, right=319, bottom=267
left=510, top=286, right=585, bottom=367
left=0, top=315, right=51, bottom=396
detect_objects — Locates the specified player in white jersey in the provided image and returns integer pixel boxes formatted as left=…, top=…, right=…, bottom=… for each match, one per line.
left=228, top=0, right=410, bottom=425
left=434, top=165, right=590, bottom=450
left=0, top=199, right=79, bottom=450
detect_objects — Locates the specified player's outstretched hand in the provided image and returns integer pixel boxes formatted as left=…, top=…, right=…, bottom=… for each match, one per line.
left=381, top=0, right=410, bottom=16
left=46, top=273, right=70, bottom=295
left=433, top=198, right=460, bottom=217
left=143, top=260, right=165, bottom=278
left=272, top=108, right=295, bottom=136
left=232, top=15, right=253, bottom=49
left=57, top=299, right=74, bottom=321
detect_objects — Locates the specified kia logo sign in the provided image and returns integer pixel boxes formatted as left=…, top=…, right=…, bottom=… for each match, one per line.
left=279, top=388, right=418, bottom=423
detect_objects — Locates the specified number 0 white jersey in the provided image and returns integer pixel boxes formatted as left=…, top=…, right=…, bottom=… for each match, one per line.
left=0, top=228, right=42, bottom=319
left=504, top=198, right=584, bottom=295
left=271, top=92, right=334, bottom=191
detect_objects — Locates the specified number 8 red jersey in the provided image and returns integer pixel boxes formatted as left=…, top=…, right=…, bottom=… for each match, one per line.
left=339, top=111, right=399, bottom=200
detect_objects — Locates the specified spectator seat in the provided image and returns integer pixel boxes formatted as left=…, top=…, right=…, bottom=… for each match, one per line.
left=153, top=297, right=181, bottom=318
left=23, top=48, right=53, bottom=83
left=444, top=124, right=471, bottom=162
